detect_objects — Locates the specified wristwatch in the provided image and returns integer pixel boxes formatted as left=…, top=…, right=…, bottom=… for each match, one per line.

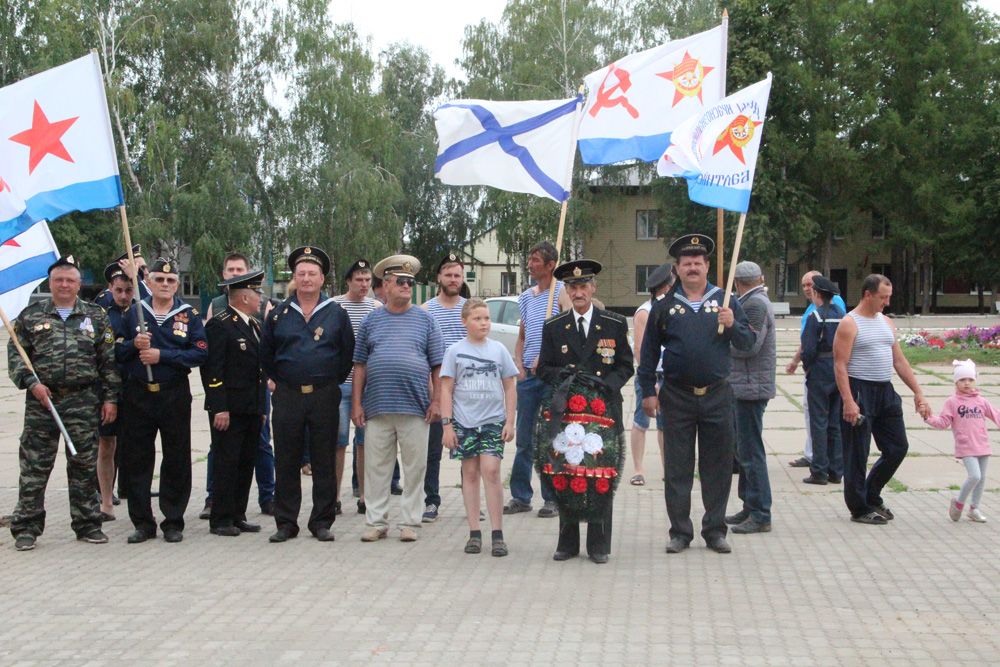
left=441, top=417, right=452, bottom=425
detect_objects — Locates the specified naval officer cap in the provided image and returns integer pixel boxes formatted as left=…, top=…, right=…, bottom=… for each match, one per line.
left=149, top=257, right=178, bottom=274
left=374, top=254, right=421, bottom=279
left=646, top=262, right=674, bottom=292
left=436, top=251, right=464, bottom=274
left=811, top=275, right=840, bottom=296
left=219, top=269, right=264, bottom=292
left=288, top=245, right=331, bottom=275
left=47, top=254, right=81, bottom=274
left=554, top=259, right=602, bottom=285
left=114, top=244, right=143, bottom=263
left=343, top=258, right=372, bottom=282
left=104, top=262, right=127, bottom=283
left=668, top=233, right=715, bottom=259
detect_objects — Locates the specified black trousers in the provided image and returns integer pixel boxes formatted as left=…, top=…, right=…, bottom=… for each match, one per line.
left=272, top=383, right=339, bottom=536
left=660, top=380, right=735, bottom=543
left=123, top=379, right=192, bottom=535
left=209, top=412, right=258, bottom=529
left=841, top=378, right=909, bottom=517
left=557, top=502, right=613, bottom=557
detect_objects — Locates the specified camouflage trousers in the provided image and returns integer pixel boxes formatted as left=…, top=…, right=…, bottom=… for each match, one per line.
left=10, top=386, right=102, bottom=538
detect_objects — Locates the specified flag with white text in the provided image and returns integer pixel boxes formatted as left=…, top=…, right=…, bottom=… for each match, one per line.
left=657, top=74, right=772, bottom=213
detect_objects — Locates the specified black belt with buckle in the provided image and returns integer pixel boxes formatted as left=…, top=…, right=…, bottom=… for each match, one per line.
left=676, top=379, right=724, bottom=396
left=283, top=381, right=331, bottom=395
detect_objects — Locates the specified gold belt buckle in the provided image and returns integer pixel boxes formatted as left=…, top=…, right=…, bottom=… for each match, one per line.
left=693, top=385, right=707, bottom=396
left=148, top=383, right=160, bottom=393
left=301, top=385, right=313, bottom=394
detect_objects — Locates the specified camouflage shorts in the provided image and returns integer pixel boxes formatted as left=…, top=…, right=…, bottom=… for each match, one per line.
left=449, top=422, right=505, bottom=461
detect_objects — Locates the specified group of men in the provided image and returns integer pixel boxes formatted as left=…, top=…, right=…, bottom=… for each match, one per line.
left=5, top=230, right=929, bottom=555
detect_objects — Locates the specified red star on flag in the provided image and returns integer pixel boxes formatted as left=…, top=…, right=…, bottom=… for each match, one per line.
left=8, top=101, right=79, bottom=175
left=0, top=176, right=10, bottom=193
left=657, top=51, right=715, bottom=107
left=2, top=238, right=20, bottom=247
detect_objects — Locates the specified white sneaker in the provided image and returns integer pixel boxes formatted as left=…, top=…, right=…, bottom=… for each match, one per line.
left=968, top=507, right=987, bottom=523
left=949, top=498, right=962, bottom=522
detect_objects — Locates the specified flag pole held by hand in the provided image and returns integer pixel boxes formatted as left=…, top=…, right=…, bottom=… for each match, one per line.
left=0, top=305, right=78, bottom=456
left=718, top=212, right=747, bottom=335
left=118, top=206, right=156, bottom=386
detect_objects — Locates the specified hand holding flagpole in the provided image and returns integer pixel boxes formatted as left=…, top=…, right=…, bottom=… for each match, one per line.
left=0, top=305, right=77, bottom=455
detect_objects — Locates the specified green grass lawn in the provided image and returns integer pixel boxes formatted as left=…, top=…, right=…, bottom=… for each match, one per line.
left=901, top=346, right=1000, bottom=367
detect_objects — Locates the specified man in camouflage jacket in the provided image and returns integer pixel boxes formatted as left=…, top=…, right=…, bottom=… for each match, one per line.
left=7, top=255, right=120, bottom=551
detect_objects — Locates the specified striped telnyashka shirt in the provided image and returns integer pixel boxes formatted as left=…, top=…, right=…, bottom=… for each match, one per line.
left=846, top=312, right=895, bottom=382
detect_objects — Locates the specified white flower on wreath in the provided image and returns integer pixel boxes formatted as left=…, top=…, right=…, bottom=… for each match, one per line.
left=552, top=423, right=604, bottom=465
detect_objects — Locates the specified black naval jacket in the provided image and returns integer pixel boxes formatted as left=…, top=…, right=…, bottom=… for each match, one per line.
left=116, top=296, right=208, bottom=384
left=637, top=282, right=754, bottom=395
left=201, top=306, right=265, bottom=416
left=537, top=307, right=635, bottom=400
left=260, top=293, right=355, bottom=388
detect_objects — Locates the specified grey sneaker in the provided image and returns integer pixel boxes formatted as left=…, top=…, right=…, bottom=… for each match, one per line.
left=78, top=529, right=109, bottom=544
left=537, top=500, right=559, bottom=518
left=873, top=504, right=894, bottom=521
left=421, top=504, right=439, bottom=523
left=725, top=509, right=750, bottom=525
left=731, top=519, right=772, bottom=534
left=949, top=498, right=962, bottom=522
left=502, top=499, right=532, bottom=515
left=15, top=534, right=36, bottom=551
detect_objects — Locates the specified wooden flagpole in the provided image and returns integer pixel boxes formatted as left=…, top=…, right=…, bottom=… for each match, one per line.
left=118, top=206, right=156, bottom=385
left=716, top=9, right=730, bottom=287
left=717, top=212, right=747, bottom=334
left=0, top=306, right=78, bottom=455
left=545, top=90, right=586, bottom=319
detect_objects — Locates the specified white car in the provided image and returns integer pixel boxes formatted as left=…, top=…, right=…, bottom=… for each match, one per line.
left=485, top=296, right=520, bottom=357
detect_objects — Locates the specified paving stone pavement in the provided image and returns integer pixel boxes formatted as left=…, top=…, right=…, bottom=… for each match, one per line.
left=1, top=317, right=998, bottom=665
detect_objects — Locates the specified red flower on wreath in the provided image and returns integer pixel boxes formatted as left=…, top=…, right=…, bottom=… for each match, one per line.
left=570, top=476, right=588, bottom=494
left=551, top=474, right=568, bottom=491
left=589, top=398, right=606, bottom=416
left=567, top=394, right=588, bottom=412
left=595, top=478, right=611, bottom=494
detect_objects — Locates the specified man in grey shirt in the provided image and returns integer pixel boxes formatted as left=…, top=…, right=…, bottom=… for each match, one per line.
left=725, top=261, right=776, bottom=534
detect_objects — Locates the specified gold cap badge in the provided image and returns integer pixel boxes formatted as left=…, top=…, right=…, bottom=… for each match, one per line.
left=304, top=247, right=312, bottom=254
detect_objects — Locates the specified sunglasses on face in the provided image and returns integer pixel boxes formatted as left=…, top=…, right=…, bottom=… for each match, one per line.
left=394, top=277, right=415, bottom=287
left=153, top=276, right=178, bottom=285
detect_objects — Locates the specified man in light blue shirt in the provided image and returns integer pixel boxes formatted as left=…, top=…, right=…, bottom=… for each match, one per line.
left=784, top=270, right=846, bottom=468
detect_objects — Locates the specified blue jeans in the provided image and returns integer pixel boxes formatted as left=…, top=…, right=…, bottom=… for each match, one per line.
left=510, top=374, right=553, bottom=504
left=337, top=384, right=365, bottom=447
left=735, top=399, right=771, bottom=523
left=206, top=389, right=275, bottom=508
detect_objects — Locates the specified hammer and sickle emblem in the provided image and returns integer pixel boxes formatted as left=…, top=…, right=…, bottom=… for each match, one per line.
left=589, top=64, right=640, bottom=119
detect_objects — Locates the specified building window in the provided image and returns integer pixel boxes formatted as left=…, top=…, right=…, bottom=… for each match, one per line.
left=636, top=210, right=663, bottom=240
left=870, top=263, right=892, bottom=280
left=636, top=265, right=659, bottom=294
left=181, top=273, right=199, bottom=297
left=500, top=272, right=517, bottom=296
left=784, top=262, right=799, bottom=295
left=872, top=218, right=888, bottom=240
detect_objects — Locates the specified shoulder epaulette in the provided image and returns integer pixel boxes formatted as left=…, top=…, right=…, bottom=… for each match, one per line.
left=549, top=310, right=573, bottom=322
left=598, top=310, right=626, bottom=324
left=215, top=306, right=233, bottom=321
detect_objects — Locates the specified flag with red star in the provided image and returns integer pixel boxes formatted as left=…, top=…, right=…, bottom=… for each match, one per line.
left=657, top=74, right=772, bottom=213
left=0, top=52, right=124, bottom=244
left=0, top=220, right=60, bottom=319
left=578, top=24, right=726, bottom=165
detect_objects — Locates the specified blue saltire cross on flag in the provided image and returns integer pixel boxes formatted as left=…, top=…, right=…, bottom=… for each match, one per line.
left=434, top=96, right=582, bottom=202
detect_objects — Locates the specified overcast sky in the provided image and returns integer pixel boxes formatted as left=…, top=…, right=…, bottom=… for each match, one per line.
left=328, top=0, right=508, bottom=80
left=328, top=0, right=1000, bottom=81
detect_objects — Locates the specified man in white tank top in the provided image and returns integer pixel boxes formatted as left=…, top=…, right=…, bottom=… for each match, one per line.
left=833, top=274, right=930, bottom=525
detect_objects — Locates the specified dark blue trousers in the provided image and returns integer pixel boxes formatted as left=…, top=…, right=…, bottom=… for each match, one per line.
left=841, top=378, right=909, bottom=517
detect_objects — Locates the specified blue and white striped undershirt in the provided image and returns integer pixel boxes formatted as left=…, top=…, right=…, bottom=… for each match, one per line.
left=424, top=296, right=466, bottom=350
left=846, top=312, right=895, bottom=382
